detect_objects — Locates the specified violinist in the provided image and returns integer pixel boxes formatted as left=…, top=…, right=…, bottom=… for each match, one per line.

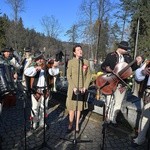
left=24, top=51, right=51, bottom=130
left=132, top=60, right=150, bottom=147
left=100, top=41, right=143, bottom=126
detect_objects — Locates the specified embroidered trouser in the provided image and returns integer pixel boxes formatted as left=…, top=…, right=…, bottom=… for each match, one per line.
left=105, top=84, right=126, bottom=123
left=134, top=89, right=150, bottom=144
left=31, top=94, right=49, bottom=128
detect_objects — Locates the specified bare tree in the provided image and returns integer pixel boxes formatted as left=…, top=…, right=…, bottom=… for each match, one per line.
left=41, top=15, right=62, bottom=39
left=5, top=0, right=24, bottom=22
left=65, top=24, right=79, bottom=44
left=5, top=0, right=24, bottom=49
left=78, top=0, right=112, bottom=62
left=78, top=0, right=97, bottom=60
left=95, top=0, right=115, bottom=60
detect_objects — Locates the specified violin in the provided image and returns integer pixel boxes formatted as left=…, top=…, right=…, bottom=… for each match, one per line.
left=146, top=60, right=150, bottom=67
left=36, top=59, right=54, bottom=70
left=47, top=59, right=54, bottom=68
left=96, top=60, right=135, bottom=95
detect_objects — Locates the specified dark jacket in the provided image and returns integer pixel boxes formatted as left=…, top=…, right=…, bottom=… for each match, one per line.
left=101, top=51, right=139, bottom=73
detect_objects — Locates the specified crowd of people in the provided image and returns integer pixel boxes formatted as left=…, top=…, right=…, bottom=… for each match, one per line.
left=0, top=42, right=149, bottom=148
left=0, top=47, right=60, bottom=129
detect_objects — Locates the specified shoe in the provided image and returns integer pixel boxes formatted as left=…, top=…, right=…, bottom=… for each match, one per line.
left=46, top=124, right=50, bottom=129
left=75, top=130, right=80, bottom=134
left=66, top=122, right=73, bottom=133
left=39, top=123, right=48, bottom=129
left=66, top=128, right=73, bottom=133
left=106, top=119, right=111, bottom=124
left=29, top=128, right=36, bottom=133
left=111, top=122, right=118, bottom=127
left=130, top=135, right=138, bottom=140
left=131, top=141, right=140, bottom=148
left=131, top=138, right=145, bottom=148
left=75, top=126, right=80, bottom=134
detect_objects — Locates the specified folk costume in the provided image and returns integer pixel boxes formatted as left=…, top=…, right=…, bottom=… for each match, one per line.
left=21, top=47, right=33, bottom=87
left=24, top=52, right=51, bottom=129
left=0, top=48, right=17, bottom=107
left=66, top=57, right=91, bottom=111
left=0, top=48, right=17, bottom=86
left=133, top=62, right=150, bottom=146
left=101, top=41, right=140, bottom=125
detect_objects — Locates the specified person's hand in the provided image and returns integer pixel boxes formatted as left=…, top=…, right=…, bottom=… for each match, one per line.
left=80, top=87, right=86, bottom=93
left=73, top=88, right=78, bottom=94
left=136, top=56, right=143, bottom=65
left=35, top=66, right=42, bottom=71
left=13, top=73, right=18, bottom=79
left=106, top=66, right=112, bottom=72
left=142, top=67, right=150, bottom=75
left=118, top=85, right=126, bottom=94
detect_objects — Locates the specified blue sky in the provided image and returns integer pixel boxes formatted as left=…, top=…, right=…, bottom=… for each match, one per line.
left=0, top=0, right=82, bottom=41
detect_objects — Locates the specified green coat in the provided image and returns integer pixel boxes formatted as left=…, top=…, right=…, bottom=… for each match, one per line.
left=66, top=57, right=91, bottom=111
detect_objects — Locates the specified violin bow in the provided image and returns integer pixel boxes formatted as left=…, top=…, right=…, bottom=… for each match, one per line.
left=112, top=71, right=132, bottom=89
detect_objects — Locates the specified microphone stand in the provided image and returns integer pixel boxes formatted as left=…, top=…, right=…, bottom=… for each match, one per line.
left=100, top=94, right=114, bottom=150
left=36, top=87, right=52, bottom=150
left=60, top=57, right=92, bottom=149
left=23, top=89, right=27, bottom=150
left=96, top=80, right=114, bottom=150
left=90, top=81, right=111, bottom=150
left=20, top=79, right=37, bottom=150
left=23, top=90, right=36, bottom=149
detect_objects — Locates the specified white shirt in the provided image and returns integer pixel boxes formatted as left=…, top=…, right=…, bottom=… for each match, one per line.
left=48, top=67, right=59, bottom=76
left=24, top=66, right=50, bottom=87
left=119, top=54, right=124, bottom=63
left=10, top=57, right=20, bottom=69
left=135, top=62, right=150, bottom=86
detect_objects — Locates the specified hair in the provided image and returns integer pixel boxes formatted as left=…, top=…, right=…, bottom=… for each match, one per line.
left=72, top=44, right=82, bottom=57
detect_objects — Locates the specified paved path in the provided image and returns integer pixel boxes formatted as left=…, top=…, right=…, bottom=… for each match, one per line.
left=0, top=90, right=148, bottom=150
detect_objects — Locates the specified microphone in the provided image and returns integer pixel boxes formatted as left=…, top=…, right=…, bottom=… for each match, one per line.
left=79, top=56, right=83, bottom=60
left=79, top=56, right=84, bottom=64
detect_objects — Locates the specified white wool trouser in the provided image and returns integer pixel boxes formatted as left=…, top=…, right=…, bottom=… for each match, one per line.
left=105, top=84, right=126, bottom=124
left=134, top=102, right=150, bottom=144
left=31, top=94, right=49, bottom=127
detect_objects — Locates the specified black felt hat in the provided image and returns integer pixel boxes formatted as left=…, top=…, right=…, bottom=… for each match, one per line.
left=1, top=47, right=12, bottom=52
left=9, top=47, right=14, bottom=52
left=33, top=51, right=44, bottom=60
left=24, top=47, right=31, bottom=52
left=117, top=41, right=130, bottom=50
